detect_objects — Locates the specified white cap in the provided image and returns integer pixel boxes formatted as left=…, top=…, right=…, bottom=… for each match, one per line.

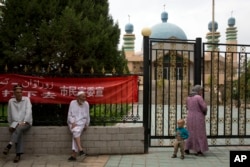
left=77, top=91, right=85, bottom=96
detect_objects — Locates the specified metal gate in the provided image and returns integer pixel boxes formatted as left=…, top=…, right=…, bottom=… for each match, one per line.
left=142, top=36, right=250, bottom=152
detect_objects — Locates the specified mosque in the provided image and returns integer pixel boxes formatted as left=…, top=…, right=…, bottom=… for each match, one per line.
left=122, top=9, right=238, bottom=86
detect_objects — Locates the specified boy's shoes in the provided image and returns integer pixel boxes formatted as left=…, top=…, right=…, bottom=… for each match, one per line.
left=184, top=150, right=190, bottom=155
left=79, top=150, right=86, bottom=156
left=3, top=147, right=9, bottom=155
left=171, top=154, right=177, bottom=158
left=180, top=155, right=184, bottom=159
left=68, top=156, right=76, bottom=161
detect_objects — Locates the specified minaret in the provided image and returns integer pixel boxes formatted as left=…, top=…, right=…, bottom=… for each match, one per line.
left=226, top=16, right=237, bottom=46
left=206, top=21, right=221, bottom=51
left=122, top=15, right=135, bottom=54
left=225, top=15, right=238, bottom=76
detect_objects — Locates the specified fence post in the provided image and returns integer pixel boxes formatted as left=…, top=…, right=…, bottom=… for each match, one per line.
left=142, top=28, right=151, bottom=153
left=194, top=37, right=202, bottom=85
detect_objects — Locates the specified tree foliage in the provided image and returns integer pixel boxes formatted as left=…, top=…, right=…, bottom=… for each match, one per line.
left=232, top=59, right=250, bottom=100
left=0, top=0, right=126, bottom=74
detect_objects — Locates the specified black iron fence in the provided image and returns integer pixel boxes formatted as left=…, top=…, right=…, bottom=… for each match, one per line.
left=202, top=43, right=250, bottom=145
left=142, top=36, right=250, bottom=148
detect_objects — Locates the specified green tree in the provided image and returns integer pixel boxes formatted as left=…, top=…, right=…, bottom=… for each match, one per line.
left=232, top=59, right=250, bottom=101
left=0, top=0, right=127, bottom=74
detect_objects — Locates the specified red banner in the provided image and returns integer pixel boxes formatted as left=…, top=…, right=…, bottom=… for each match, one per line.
left=0, top=74, right=138, bottom=104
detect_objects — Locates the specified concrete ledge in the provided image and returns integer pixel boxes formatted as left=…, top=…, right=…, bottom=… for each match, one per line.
left=0, top=126, right=144, bottom=155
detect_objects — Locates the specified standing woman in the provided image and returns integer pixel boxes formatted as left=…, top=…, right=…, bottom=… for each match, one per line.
left=185, top=85, right=208, bottom=156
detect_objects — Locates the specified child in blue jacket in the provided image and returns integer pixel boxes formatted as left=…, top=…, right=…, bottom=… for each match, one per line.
left=171, top=119, right=189, bottom=159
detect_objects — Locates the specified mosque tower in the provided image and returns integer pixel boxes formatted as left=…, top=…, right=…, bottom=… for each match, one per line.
left=225, top=15, right=238, bottom=74
left=226, top=16, right=238, bottom=53
left=206, top=21, right=221, bottom=51
left=122, top=16, right=135, bottom=54
left=122, top=16, right=143, bottom=75
left=226, top=16, right=237, bottom=43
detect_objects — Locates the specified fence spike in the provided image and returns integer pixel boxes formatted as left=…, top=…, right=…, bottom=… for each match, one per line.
left=102, top=67, right=105, bottom=74
left=69, top=67, right=73, bottom=74
left=112, top=67, right=116, bottom=74
left=90, top=67, right=94, bottom=74
left=4, top=64, right=8, bottom=72
left=123, top=67, right=127, bottom=74
left=24, top=66, right=28, bottom=72
left=35, top=66, right=39, bottom=72
left=80, top=67, right=83, bottom=74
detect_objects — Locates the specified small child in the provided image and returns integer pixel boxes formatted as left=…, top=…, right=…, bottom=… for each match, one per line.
left=171, top=119, right=189, bottom=159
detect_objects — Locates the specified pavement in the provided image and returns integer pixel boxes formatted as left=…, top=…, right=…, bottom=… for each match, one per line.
left=1, top=146, right=250, bottom=167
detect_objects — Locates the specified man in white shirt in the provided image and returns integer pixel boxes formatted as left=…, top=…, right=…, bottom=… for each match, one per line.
left=3, top=84, right=33, bottom=163
left=67, top=91, right=90, bottom=161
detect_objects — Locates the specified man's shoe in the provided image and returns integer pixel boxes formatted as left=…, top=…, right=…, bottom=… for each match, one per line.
left=180, top=155, right=184, bottom=159
left=79, top=150, right=86, bottom=156
left=68, top=156, right=76, bottom=161
left=13, top=156, right=20, bottom=163
left=3, top=147, right=9, bottom=155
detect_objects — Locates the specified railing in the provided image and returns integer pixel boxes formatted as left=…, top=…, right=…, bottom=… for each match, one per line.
left=0, top=103, right=142, bottom=126
left=0, top=72, right=142, bottom=126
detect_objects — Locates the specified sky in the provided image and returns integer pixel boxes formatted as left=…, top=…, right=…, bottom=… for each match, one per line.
left=108, top=0, right=250, bottom=52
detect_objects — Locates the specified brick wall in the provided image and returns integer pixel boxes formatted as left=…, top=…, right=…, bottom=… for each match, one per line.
left=0, top=126, right=144, bottom=155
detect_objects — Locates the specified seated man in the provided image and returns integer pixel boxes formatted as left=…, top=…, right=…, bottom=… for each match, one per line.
left=67, top=91, right=90, bottom=161
left=3, top=84, right=33, bottom=163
